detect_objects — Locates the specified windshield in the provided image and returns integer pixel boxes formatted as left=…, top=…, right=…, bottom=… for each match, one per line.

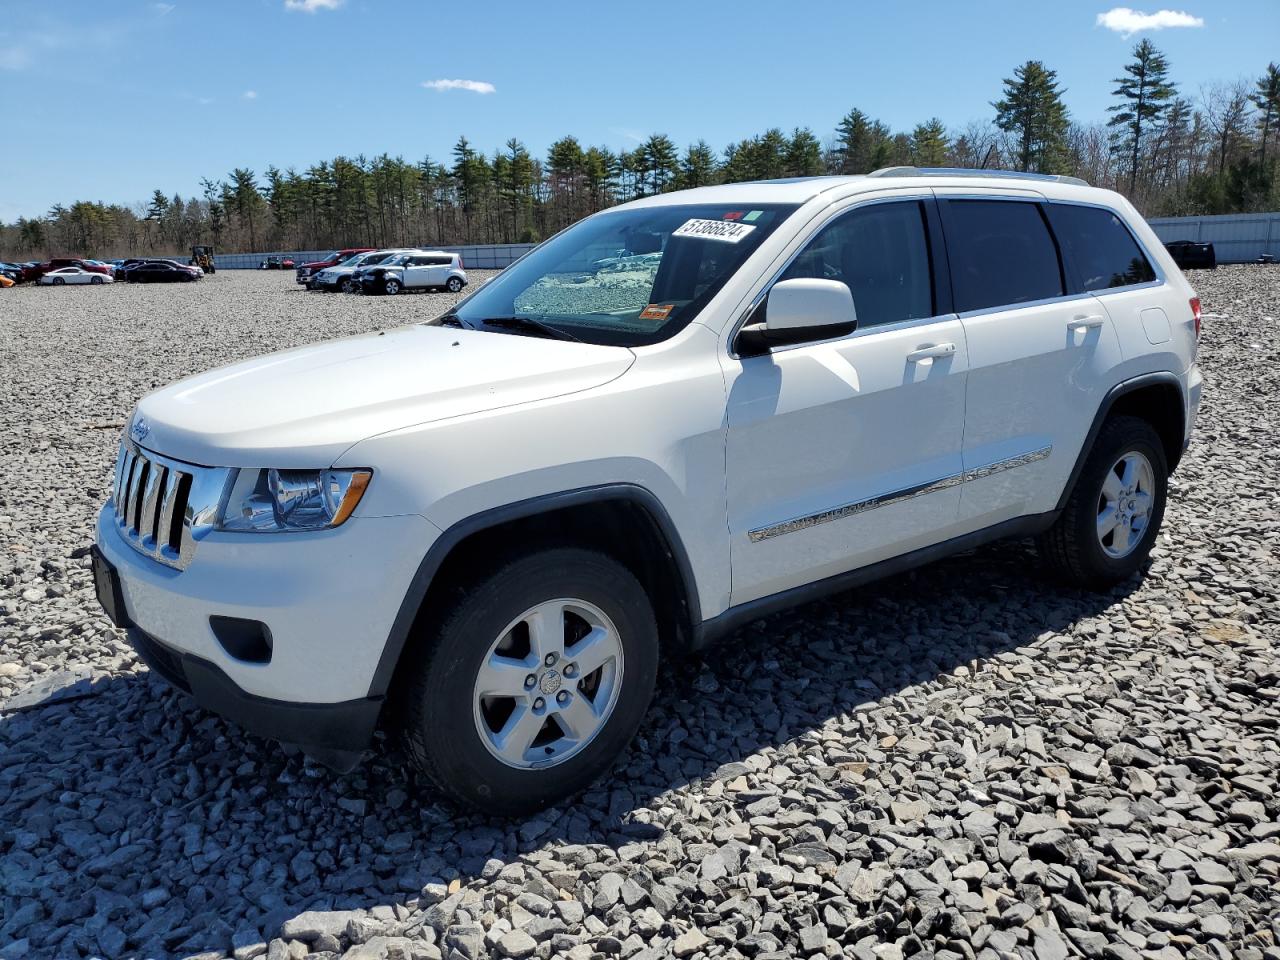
left=448, top=203, right=798, bottom=346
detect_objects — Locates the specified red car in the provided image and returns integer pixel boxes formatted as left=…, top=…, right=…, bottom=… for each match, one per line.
left=295, top=247, right=375, bottom=285
left=41, top=257, right=112, bottom=278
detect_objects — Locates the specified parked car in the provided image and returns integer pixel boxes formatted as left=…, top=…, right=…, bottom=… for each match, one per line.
left=295, top=248, right=376, bottom=285
left=0, top=262, right=24, bottom=283
left=20, top=262, right=45, bottom=282
left=124, top=261, right=199, bottom=283
left=1163, top=239, right=1216, bottom=270
left=93, top=169, right=1201, bottom=814
left=44, top=257, right=112, bottom=276
left=309, top=249, right=420, bottom=292
left=0, top=274, right=13, bottom=288
left=357, top=251, right=466, bottom=295
left=260, top=256, right=288, bottom=270
left=39, top=266, right=113, bottom=285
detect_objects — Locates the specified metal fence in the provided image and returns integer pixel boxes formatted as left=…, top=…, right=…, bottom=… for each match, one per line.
left=209, top=243, right=538, bottom=271
left=1147, top=212, right=1279, bottom=263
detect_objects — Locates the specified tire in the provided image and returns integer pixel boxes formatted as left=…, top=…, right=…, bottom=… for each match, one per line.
left=400, top=548, right=659, bottom=815
left=52, top=277, right=64, bottom=285
left=341, top=278, right=358, bottom=294
left=1037, top=415, right=1168, bottom=589
left=383, top=278, right=401, bottom=296
left=91, top=276, right=104, bottom=285
left=447, top=276, right=463, bottom=293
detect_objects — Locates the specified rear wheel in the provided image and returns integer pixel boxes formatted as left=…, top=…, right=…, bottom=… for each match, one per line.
left=91, top=276, right=104, bottom=285
left=400, top=548, right=659, bottom=815
left=383, top=278, right=401, bottom=296
left=1037, top=415, right=1168, bottom=588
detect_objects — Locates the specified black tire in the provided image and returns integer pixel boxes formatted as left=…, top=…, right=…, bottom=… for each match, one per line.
left=91, top=276, right=104, bottom=285
left=383, top=278, right=401, bottom=296
left=1037, top=415, right=1168, bottom=589
left=399, top=548, right=659, bottom=815
left=52, top=277, right=64, bottom=285
left=447, top=277, right=463, bottom=293
left=341, top=278, right=358, bottom=294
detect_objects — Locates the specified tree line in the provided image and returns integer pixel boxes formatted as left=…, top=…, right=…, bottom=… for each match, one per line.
left=4, top=42, right=1279, bottom=260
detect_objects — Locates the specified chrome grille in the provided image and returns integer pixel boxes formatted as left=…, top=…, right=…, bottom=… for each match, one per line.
left=111, top=441, right=226, bottom=569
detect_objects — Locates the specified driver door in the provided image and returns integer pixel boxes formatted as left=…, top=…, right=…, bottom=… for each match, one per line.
left=722, top=198, right=969, bottom=605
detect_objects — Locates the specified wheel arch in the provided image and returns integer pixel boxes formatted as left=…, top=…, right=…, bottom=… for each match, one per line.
left=367, top=484, right=702, bottom=701
left=1057, top=372, right=1186, bottom=512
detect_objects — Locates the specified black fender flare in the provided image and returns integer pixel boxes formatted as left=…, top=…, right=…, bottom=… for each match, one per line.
left=1055, top=371, right=1186, bottom=512
left=366, top=483, right=702, bottom=699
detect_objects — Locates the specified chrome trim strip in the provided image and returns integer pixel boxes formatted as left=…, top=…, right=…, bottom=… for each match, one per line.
left=747, top=445, right=1052, bottom=543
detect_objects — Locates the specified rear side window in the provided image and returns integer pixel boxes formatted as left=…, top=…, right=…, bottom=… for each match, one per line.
left=779, top=200, right=934, bottom=327
left=1046, top=203, right=1156, bottom=291
left=942, top=200, right=1063, bottom=312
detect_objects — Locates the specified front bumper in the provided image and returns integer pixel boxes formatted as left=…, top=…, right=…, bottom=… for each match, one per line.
left=127, top=625, right=382, bottom=755
left=95, top=503, right=439, bottom=748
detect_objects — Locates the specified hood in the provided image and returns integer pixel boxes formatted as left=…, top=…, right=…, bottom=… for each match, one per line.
left=135, top=326, right=635, bottom=468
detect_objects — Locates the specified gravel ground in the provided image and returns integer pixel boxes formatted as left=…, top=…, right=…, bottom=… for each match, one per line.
left=1, top=268, right=1278, bottom=960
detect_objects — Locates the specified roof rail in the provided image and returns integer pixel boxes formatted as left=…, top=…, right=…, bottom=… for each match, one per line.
left=867, top=166, right=1090, bottom=187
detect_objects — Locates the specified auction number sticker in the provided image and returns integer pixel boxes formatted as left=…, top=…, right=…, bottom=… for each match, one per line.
left=672, top=218, right=757, bottom=243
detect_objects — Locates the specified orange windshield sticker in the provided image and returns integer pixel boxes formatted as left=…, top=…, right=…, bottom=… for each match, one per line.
left=639, top=303, right=674, bottom=321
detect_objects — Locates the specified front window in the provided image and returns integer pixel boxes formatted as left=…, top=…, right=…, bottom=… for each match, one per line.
left=447, top=203, right=798, bottom=346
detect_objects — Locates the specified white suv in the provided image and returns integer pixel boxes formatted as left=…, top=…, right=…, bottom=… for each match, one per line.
left=93, top=169, right=1202, bottom=814
left=356, top=251, right=466, bottom=295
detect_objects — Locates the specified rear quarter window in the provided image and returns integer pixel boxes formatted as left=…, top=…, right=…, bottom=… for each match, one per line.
left=1045, top=203, right=1156, bottom=292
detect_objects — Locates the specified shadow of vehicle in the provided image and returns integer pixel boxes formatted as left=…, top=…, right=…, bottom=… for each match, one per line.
left=0, top=537, right=1139, bottom=957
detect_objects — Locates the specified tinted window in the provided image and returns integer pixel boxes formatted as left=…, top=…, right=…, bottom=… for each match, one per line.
left=1046, top=203, right=1156, bottom=291
left=779, top=201, right=934, bottom=327
left=943, top=200, right=1063, bottom=312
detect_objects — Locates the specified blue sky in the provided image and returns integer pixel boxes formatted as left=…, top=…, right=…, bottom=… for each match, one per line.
left=2, top=0, right=1276, bottom=221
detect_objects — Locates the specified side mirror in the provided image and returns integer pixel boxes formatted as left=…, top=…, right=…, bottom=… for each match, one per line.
left=736, top=278, right=857, bottom=356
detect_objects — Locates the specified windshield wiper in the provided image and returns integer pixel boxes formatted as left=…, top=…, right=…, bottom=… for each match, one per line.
left=480, top=316, right=582, bottom=342
left=435, top=312, right=474, bottom=329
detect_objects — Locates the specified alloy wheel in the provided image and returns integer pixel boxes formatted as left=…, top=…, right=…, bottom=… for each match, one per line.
left=1096, top=450, right=1155, bottom=558
left=472, top=598, right=624, bottom=769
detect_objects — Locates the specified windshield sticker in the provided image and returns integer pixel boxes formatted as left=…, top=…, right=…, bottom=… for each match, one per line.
left=742, top=210, right=763, bottom=222
left=672, top=218, right=757, bottom=243
left=639, top=303, right=674, bottom=321
left=722, top=211, right=744, bottom=221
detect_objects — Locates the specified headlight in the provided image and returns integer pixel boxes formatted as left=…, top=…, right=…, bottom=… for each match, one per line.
left=217, top=468, right=371, bottom=533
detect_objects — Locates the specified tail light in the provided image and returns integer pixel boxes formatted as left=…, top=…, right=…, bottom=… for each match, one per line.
left=458, top=255, right=464, bottom=270
left=1190, top=297, right=1201, bottom=339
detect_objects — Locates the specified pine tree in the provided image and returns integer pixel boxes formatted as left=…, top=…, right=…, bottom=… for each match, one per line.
left=679, top=140, right=717, bottom=188
left=831, top=108, right=891, bottom=173
left=1108, top=40, right=1176, bottom=194
left=910, top=119, right=950, bottom=167
left=1251, top=63, right=1280, bottom=166
left=993, top=61, right=1070, bottom=172
left=785, top=128, right=824, bottom=176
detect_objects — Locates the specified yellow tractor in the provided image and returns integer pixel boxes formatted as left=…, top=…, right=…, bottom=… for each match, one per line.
left=190, top=245, right=216, bottom=275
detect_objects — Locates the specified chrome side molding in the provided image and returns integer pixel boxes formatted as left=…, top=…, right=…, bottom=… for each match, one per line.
left=748, top=445, right=1052, bottom=543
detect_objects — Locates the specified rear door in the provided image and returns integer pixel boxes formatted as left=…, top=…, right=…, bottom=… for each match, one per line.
left=936, top=194, right=1125, bottom=527
left=723, top=197, right=970, bottom=604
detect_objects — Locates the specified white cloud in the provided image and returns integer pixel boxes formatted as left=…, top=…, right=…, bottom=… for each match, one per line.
left=153, top=3, right=176, bottom=14
left=284, top=0, right=342, bottom=11
left=422, top=78, right=496, bottom=95
left=1096, top=7, right=1205, bottom=35
left=242, top=90, right=257, bottom=100
left=198, top=97, right=215, bottom=105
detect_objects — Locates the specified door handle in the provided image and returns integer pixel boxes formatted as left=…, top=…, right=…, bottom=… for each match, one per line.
left=907, top=342, right=956, bottom=362
left=1069, top=314, right=1105, bottom=332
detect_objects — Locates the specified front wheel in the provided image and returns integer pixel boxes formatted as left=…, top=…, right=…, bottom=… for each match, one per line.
left=91, top=276, right=104, bottom=285
left=383, top=278, right=401, bottom=296
left=1037, top=415, right=1168, bottom=588
left=52, top=277, right=65, bottom=285
left=446, top=276, right=463, bottom=293
left=399, top=548, right=659, bottom=815
left=341, top=278, right=358, bottom=294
